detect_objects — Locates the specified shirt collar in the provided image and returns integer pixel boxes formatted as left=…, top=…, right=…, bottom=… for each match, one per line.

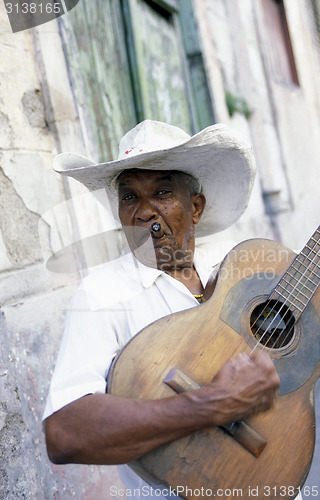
left=120, top=247, right=216, bottom=290
left=120, top=252, right=164, bottom=288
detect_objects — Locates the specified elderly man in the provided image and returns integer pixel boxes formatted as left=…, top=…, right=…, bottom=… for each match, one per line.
left=43, top=120, right=279, bottom=497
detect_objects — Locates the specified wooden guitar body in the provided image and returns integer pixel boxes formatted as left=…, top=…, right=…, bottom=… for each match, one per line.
left=108, top=238, right=320, bottom=499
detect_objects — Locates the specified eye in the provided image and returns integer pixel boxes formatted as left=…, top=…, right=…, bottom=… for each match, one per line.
left=157, top=189, right=171, bottom=196
left=121, top=193, right=136, bottom=202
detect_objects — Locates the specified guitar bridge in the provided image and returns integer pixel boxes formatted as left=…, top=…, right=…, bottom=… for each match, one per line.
left=163, top=368, right=268, bottom=458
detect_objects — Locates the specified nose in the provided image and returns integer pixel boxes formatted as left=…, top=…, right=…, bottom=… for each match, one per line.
left=135, top=198, right=157, bottom=223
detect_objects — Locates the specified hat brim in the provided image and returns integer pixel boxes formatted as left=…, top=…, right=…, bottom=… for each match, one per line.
left=53, top=124, right=256, bottom=237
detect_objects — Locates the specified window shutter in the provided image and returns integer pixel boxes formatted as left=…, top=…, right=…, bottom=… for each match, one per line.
left=122, top=0, right=193, bottom=133
left=59, top=0, right=137, bottom=161
left=261, top=0, right=299, bottom=85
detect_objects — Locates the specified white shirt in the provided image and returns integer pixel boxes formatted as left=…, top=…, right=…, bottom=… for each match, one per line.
left=43, top=248, right=310, bottom=500
left=43, top=250, right=216, bottom=498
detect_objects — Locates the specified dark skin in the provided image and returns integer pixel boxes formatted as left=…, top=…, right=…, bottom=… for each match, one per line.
left=44, top=169, right=280, bottom=465
left=117, top=169, right=206, bottom=294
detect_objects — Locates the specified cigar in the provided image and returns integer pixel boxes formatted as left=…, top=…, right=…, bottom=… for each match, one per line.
left=151, top=222, right=161, bottom=232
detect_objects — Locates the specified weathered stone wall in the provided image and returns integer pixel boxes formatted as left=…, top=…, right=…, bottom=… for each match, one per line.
left=0, top=4, right=123, bottom=498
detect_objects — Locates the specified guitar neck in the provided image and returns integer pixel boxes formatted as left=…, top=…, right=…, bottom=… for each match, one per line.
left=271, top=226, right=320, bottom=319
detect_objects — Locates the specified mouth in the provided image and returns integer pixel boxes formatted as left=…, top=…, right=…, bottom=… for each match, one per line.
left=132, top=223, right=166, bottom=245
left=151, top=227, right=165, bottom=240
left=124, top=223, right=171, bottom=253
left=131, top=228, right=171, bottom=269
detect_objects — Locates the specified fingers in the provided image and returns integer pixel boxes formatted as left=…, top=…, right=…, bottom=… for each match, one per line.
left=221, top=350, right=280, bottom=418
left=250, top=350, right=280, bottom=390
left=203, top=348, right=281, bottom=426
left=235, top=350, right=280, bottom=389
left=239, top=350, right=280, bottom=413
left=253, top=387, right=277, bottom=413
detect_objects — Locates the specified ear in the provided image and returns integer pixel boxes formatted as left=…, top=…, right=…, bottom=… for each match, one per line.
left=192, top=193, right=206, bottom=225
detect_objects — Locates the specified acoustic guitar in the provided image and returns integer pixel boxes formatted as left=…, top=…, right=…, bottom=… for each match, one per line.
left=107, top=227, right=320, bottom=499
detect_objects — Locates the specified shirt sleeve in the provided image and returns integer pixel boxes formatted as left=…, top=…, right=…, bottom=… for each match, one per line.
left=42, top=284, right=123, bottom=421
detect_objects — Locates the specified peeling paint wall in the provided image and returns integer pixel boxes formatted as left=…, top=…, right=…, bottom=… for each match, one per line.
left=0, top=2, right=124, bottom=498
left=0, top=167, right=42, bottom=266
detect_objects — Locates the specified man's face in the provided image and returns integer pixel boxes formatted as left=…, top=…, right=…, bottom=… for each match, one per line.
left=117, top=169, right=205, bottom=270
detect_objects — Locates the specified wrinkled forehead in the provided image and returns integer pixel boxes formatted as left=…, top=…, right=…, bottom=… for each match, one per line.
left=115, top=169, right=203, bottom=204
left=116, top=168, right=182, bottom=188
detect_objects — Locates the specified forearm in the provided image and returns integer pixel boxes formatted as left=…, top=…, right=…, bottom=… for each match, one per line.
left=45, top=391, right=209, bottom=465
left=45, top=351, right=279, bottom=466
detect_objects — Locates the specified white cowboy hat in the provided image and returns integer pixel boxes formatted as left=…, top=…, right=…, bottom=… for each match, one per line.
left=53, top=120, right=256, bottom=237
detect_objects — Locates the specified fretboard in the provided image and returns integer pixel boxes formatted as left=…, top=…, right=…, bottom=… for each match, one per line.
left=271, top=226, right=320, bottom=319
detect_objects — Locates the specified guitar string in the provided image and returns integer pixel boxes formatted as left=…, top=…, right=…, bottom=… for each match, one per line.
left=260, top=258, right=311, bottom=350
left=262, top=230, right=320, bottom=341
left=242, top=238, right=315, bottom=347
left=250, top=240, right=319, bottom=353
left=248, top=232, right=320, bottom=354
left=247, top=261, right=302, bottom=354
left=267, top=235, right=320, bottom=350
left=268, top=247, right=320, bottom=350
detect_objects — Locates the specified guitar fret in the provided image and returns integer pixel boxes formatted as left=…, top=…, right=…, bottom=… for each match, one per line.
left=286, top=270, right=317, bottom=287
left=299, top=253, right=320, bottom=268
left=302, top=256, right=320, bottom=271
left=279, top=290, right=307, bottom=308
left=281, top=274, right=314, bottom=293
left=269, top=226, right=320, bottom=320
left=310, top=237, right=320, bottom=247
left=278, top=282, right=313, bottom=306
left=305, top=245, right=320, bottom=258
left=274, top=290, right=304, bottom=312
left=291, top=262, right=320, bottom=282
left=305, top=251, right=316, bottom=258
left=275, top=278, right=308, bottom=302
left=283, top=274, right=314, bottom=293
left=279, top=279, right=311, bottom=300
left=290, top=270, right=320, bottom=289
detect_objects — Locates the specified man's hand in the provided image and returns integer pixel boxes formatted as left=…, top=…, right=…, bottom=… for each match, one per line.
left=187, top=350, right=280, bottom=427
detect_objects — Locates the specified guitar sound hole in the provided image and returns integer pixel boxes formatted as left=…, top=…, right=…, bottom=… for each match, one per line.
left=250, top=300, right=295, bottom=349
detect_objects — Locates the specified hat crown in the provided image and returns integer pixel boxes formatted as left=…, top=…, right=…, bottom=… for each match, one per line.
left=118, top=120, right=191, bottom=161
left=53, top=120, right=256, bottom=237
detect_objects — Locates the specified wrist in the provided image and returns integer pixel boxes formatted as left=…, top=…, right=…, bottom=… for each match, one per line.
left=183, top=385, right=227, bottom=428
left=184, top=387, right=219, bottom=428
